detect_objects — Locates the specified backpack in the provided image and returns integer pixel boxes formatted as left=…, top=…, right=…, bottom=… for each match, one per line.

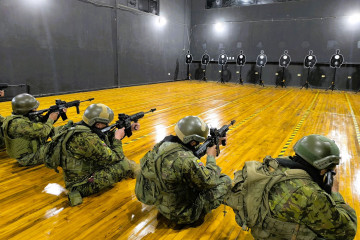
left=135, top=142, right=184, bottom=205
left=39, top=123, right=89, bottom=173
left=225, top=156, right=312, bottom=230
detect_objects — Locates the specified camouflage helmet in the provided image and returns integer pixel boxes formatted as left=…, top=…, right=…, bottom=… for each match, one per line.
left=12, top=93, right=40, bottom=115
left=293, top=134, right=340, bottom=170
left=82, top=103, right=114, bottom=126
left=175, top=116, right=209, bottom=144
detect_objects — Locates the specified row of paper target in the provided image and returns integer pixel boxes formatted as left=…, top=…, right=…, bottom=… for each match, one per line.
left=185, top=49, right=345, bottom=69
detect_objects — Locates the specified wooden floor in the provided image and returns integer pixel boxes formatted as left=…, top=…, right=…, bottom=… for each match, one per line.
left=0, top=81, right=359, bottom=240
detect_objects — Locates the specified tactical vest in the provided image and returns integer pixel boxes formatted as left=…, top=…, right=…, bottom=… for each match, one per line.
left=2, top=115, right=40, bottom=159
left=135, top=141, right=187, bottom=205
left=226, top=156, right=319, bottom=240
left=41, top=124, right=93, bottom=176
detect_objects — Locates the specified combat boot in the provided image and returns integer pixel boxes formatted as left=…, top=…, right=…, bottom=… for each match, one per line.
left=68, top=190, right=83, bottom=206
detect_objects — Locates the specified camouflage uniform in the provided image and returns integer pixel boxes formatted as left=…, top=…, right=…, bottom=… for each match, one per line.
left=0, top=115, right=5, bottom=150
left=267, top=162, right=357, bottom=240
left=226, top=156, right=357, bottom=240
left=135, top=137, right=232, bottom=224
left=52, top=124, right=134, bottom=199
left=2, top=115, right=56, bottom=165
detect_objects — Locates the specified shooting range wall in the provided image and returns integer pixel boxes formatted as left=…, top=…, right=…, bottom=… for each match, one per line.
left=0, top=0, right=190, bottom=97
left=190, top=0, right=360, bottom=90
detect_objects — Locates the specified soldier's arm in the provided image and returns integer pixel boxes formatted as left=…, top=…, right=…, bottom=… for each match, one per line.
left=182, top=154, right=222, bottom=189
left=301, top=189, right=357, bottom=239
left=69, top=133, right=125, bottom=166
left=109, top=138, right=125, bottom=161
left=9, top=118, right=54, bottom=138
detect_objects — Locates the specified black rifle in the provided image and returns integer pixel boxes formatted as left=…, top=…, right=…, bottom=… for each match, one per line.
left=324, top=170, right=336, bottom=194
left=194, top=120, right=236, bottom=159
left=29, top=98, right=94, bottom=121
left=0, top=83, right=27, bottom=91
left=101, top=108, right=156, bottom=137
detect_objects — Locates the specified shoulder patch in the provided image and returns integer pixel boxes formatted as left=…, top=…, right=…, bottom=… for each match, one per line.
left=196, top=159, right=204, bottom=166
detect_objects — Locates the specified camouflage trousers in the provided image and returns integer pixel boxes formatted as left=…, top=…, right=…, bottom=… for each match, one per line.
left=160, top=174, right=232, bottom=224
left=17, top=146, right=45, bottom=166
left=71, top=158, right=137, bottom=197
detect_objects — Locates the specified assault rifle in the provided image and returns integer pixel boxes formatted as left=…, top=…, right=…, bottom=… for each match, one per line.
left=324, top=170, right=336, bottom=194
left=194, top=120, right=236, bottom=159
left=29, top=98, right=94, bottom=121
left=101, top=108, right=156, bottom=137
left=0, top=83, right=27, bottom=91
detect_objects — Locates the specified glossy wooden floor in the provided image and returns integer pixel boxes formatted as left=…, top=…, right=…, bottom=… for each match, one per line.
left=1, top=81, right=359, bottom=240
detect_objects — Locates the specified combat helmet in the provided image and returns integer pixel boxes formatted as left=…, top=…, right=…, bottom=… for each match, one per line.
left=12, top=93, right=40, bottom=115
left=175, top=116, right=209, bottom=144
left=82, top=103, right=114, bottom=126
left=293, top=134, right=340, bottom=170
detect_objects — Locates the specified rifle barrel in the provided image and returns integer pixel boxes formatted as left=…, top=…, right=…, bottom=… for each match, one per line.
left=144, top=108, right=156, bottom=114
left=81, top=98, right=94, bottom=102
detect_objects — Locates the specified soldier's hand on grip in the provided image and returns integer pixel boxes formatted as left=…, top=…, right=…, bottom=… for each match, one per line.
left=115, top=127, right=126, bottom=140
left=49, top=112, right=59, bottom=121
left=207, top=145, right=217, bottom=157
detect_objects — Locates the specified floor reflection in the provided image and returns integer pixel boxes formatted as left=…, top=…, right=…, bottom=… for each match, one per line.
left=42, top=183, right=67, bottom=196
left=44, top=207, right=64, bottom=219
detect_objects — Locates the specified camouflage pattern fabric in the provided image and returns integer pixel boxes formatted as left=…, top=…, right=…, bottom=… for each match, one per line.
left=3, top=115, right=55, bottom=165
left=136, top=140, right=232, bottom=224
left=227, top=156, right=357, bottom=240
left=268, top=165, right=357, bottom=240
left=71, top=158, right=133, bottom=197
left=62, top=128, right=134, bottom=197
left=0, top=115, right=4, bottom=150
